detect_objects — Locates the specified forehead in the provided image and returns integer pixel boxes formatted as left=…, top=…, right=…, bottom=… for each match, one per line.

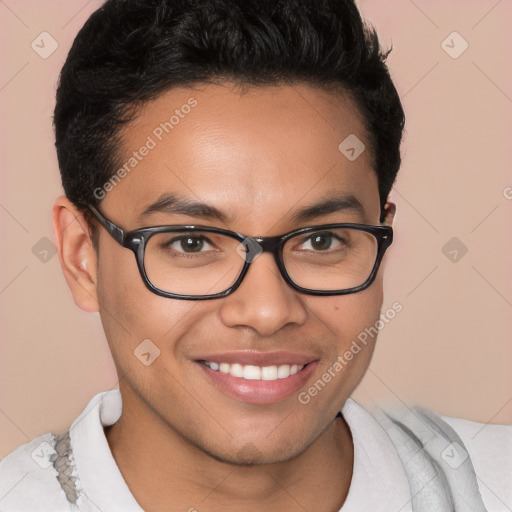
left=105, top=82, right=380, bottom=231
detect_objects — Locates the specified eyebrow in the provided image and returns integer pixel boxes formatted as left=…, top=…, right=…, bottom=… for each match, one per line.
left=291, top=194, right=366, bottom=223
left=138, top=193, right=229, bottom=223
left=138, top=192, right=365, bottom=225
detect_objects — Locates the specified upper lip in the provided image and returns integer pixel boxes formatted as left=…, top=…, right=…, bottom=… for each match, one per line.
left=195, top=351, right=318, bottom=366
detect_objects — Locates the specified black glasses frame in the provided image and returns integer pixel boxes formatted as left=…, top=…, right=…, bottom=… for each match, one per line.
left=87, top=204, right=393, bottom=300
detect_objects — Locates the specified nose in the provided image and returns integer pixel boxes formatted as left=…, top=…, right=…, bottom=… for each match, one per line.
left=218, top=252, right=308, bottom=336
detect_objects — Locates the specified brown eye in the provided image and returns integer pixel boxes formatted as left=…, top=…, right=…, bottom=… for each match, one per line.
left=163, top=235, right=214, bottom=253
left=298, top=232, right=344, bottom=251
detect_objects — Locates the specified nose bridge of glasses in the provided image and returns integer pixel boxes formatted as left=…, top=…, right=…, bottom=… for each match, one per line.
left=238, top=235, right=282, bottom=264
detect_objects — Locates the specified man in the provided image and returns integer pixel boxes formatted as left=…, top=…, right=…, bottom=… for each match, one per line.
left=1, top=0, right=510, bottom=510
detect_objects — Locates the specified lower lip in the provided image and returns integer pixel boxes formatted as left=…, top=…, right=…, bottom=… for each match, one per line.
left=196, top=361, right=318, bottom=404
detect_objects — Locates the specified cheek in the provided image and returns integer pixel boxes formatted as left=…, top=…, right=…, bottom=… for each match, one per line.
left=314, top=275, right=383, bottom=329
left=293, top=282, right=384, bottom=426
left=307, top=278, right=384, bottom=368
left=95, top=244, right=197, bottom=368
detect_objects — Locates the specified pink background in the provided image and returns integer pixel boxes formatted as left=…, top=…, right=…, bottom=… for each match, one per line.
left=1, top=0, right=511, bottom=456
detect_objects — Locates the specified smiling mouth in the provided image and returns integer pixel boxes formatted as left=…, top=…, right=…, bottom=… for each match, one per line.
left=195, top=356, right=318, bottom=404
left=200, top=361, right=307, bottom=381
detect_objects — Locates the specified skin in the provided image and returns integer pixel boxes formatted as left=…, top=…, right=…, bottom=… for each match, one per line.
left=53, top=82, right=396, bottom=512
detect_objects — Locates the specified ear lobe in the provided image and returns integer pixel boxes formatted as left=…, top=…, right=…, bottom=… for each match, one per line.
left=52, top=196, right=99, bottom=313
left=382, top=202, right=396, bottom=226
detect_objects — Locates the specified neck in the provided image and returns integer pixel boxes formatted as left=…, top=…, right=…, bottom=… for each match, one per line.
left=105, top=388, right=354, bottom=512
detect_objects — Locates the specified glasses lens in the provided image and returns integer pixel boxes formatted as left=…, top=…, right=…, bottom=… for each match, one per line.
left=144, top=230, right=245, bottom=296
left=283, top=227, right=378, bottom=292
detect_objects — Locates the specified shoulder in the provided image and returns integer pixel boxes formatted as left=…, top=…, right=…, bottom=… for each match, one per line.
left=364, top=400, right=511, bottom=511
left=0, top=433, right=74, bottom=511
left=442, top=414, right=512, bottom=511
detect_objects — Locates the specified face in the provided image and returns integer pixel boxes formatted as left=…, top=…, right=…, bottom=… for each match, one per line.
left=60, top=83, right=393, bottom=464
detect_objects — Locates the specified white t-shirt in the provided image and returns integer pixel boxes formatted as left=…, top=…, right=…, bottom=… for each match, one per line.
left=0, top=389, right=510, bottom=511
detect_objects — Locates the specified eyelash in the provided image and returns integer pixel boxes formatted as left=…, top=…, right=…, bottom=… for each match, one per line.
left=161, top=234, right=216, bottom=256
left=294, top=232, right=347, bottom=250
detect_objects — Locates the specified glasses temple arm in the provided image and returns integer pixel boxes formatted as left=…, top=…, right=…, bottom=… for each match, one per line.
left=87, top=204, right=126, bottom=244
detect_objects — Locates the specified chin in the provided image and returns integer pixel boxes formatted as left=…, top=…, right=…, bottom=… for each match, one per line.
left=199, top=434, right=310, bottom=467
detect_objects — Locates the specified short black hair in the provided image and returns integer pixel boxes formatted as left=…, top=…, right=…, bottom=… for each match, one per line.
left=54, top=0, right=405, bottom=233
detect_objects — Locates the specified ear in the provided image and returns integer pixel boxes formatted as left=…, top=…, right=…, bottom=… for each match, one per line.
left=382, top=201, right=396, bottom=226
left=52, top=196, right=99, bottom=312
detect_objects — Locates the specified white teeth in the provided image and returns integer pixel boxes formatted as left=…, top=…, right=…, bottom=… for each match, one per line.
left=261, top=365, right=278, bottom=380
left=203, top=361, right=304, bottom=381
left=278, top=365, right=291, bottom=378
left=243, top=365, right=261, bottom=380
left=230, top=363, right=244, bottom=378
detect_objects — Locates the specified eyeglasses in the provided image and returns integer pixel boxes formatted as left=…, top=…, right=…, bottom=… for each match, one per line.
left=87, top=204, right=393, bottom=300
